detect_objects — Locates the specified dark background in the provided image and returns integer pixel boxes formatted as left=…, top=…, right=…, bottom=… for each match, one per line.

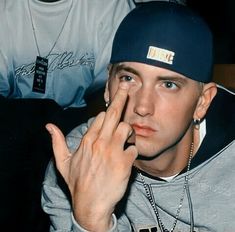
left=188, top=0, right=235, bottom=63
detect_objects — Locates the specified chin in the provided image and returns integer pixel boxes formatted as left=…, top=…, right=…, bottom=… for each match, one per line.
left=135, top=141, right=160, bottom=158
left=127, top=135, right=161, bottom=158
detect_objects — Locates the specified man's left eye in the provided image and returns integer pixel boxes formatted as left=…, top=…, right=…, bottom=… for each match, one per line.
left=164, top=81, right=177, bottom=89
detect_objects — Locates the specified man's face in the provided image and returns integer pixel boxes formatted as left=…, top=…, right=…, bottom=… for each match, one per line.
left=107, top=62, right=202, bottom=158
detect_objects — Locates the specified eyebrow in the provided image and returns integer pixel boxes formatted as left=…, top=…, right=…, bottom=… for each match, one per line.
left=157, top=76, right=188, bottom=83
left=113, top=63, right=188, bottom=83
left=114, top=64, right=140, bottom=76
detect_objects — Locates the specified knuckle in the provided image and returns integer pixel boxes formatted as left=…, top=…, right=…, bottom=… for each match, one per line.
left=92, top=137, right=106, bottom=153
left=119, top=122, right=131, bottom=131
left=106, top=105, right=119, bottom=119
left=116, top=122, right=132, bottom=138
left=82, top=133, right=93, bottom=146
left=81, top=133, right=92, bottom=146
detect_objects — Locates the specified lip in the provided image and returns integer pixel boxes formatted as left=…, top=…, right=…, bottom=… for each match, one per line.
left=131, top=123, right=156, bottom=137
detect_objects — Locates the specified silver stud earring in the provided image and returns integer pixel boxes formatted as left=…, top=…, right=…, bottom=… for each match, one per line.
left=193, top=118, right=201, bottom=130
left=105, top=101, right=110, bottom=108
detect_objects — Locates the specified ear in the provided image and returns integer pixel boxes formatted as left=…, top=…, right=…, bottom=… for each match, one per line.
left=104, top=81, right=110, bottom=103
left=194, top=82, right=217, bottom=120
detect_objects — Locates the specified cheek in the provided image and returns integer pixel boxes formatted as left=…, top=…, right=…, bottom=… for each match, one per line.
left=154, top=98, right=196, bottom=139
left=164, top=103, right=195, bottom=128
left=159, top=103, right=196, bottom=143
left=164, top=92, right=198, bottom=118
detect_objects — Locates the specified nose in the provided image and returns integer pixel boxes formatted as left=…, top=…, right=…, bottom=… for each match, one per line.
left=133, top=87, right=154, bottom=117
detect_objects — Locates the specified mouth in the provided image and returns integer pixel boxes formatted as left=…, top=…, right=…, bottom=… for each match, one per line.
left=131, top=124, right=156, bottom=137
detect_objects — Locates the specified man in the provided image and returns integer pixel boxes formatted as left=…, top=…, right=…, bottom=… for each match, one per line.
left=42, top=2, right=235, bottom=231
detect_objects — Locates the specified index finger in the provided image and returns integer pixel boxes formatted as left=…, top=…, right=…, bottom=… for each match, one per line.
left=99, top=82, right=130, bottom=138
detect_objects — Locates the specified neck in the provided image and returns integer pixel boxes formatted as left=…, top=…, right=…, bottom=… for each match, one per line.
left=37, top=0, right=61, bottom=2
left=134, top=127, right=199, bottom=177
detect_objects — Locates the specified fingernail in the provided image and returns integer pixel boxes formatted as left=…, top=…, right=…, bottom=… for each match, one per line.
left=128, top=129, right=133, bottom=137
left=46, top=124, right=53, bottom=135
left=63, top=153, right=72, bottom=163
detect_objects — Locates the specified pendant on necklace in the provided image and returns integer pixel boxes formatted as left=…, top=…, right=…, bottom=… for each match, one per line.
left=32, top=56, right=48, bottom=93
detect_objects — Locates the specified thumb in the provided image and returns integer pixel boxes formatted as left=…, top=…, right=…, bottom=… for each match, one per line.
left=46, top=123, right=70, bottom=178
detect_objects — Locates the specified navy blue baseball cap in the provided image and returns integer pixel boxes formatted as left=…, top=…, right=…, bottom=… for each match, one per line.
left=110, top=1, right=213, bottom=83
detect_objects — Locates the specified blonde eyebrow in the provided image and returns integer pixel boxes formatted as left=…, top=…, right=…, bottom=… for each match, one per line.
left=157, top=76, right=188, bottom=83
left=114, top=64, right=140, bottom=76
left=112, top=63, right=189, bottom=84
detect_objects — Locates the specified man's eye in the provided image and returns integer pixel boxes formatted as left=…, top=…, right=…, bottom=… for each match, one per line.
left=163, top=81, right=178, bottom=89
left=120, top=75, right=134, bottom=82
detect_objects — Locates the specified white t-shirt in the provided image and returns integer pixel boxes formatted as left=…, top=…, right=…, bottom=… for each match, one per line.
left=0, top=0, right=136, bottom=108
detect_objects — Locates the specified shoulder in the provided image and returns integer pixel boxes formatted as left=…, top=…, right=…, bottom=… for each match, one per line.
left=91, top=0, right=135, bottom=9
left=88, top=0, right=135, bottom=20
left=0, top=0, right=24, bottom=12
left=66, top=117, right=95, bottom=153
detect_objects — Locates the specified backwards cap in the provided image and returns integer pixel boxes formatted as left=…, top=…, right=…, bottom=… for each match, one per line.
left=110, top=2, right=213, bottom=83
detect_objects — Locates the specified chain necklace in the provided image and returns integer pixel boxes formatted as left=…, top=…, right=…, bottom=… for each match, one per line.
left=136, top=142, right=194, bottom=232
left=28, top=0, right=73, bottom=58
left=27, top=0, right=73, bottom=93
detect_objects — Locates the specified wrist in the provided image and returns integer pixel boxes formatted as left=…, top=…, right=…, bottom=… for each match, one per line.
left=72, top=213, right=117, bottom=232
left=73, top=207, right=114, bottom=232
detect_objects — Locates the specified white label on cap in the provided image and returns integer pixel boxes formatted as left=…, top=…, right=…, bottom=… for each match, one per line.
left=147, top=46, right=175, bottom=65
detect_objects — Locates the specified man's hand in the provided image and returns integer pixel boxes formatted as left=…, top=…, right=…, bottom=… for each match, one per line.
left=46, top=82, right=138, bottom=232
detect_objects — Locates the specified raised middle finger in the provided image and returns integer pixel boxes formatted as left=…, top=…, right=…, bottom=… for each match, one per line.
left=99, top=82, right=130, bottom=139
